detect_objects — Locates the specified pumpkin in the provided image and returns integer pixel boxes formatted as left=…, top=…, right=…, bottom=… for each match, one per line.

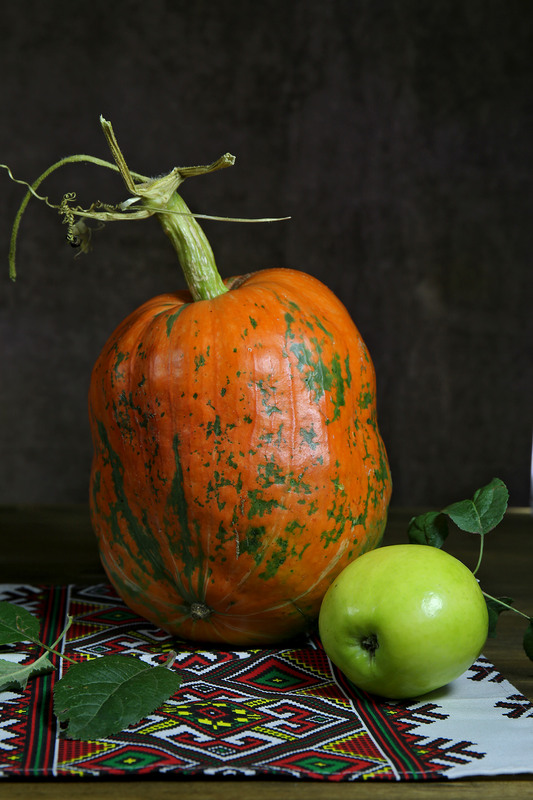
left=88, top=123, right=392, bottom=645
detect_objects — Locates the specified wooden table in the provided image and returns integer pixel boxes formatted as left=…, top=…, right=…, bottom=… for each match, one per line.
left=1, top=505, right=532, bottom=799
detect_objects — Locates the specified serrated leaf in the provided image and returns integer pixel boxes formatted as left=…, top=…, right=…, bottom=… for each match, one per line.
left=407, top=511, right=449, bottom=548
left=53, top=655, right=182, bottom=740
left=523, top=620, right=533, bottom=662
left=0, top=653, right=55, bottom=691
left=443, top=498, right=483, bottom=533
left=471, top=478, right=509, bottom=533
left=485, top=596, right=514, bottom=638
left=0, top=602, right=41, bottom=646
left=443, top=478, right=509, bottom=535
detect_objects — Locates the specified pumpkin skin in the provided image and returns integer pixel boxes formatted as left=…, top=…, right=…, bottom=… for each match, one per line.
left=89, top=267, right=391, bottom=645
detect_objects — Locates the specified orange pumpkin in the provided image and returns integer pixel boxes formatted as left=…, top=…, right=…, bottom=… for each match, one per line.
left=88, top=142, right=391, bottom=645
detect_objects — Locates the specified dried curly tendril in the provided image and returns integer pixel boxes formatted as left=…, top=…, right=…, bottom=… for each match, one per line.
left=2, top=116, right=289, bottom=281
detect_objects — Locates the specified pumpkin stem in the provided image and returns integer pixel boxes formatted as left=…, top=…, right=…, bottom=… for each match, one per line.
left=155, top=192, right=228, bottom=301
left=5, top=116, right=288, bottom=291
left=100, top=117, right=230, bottom=301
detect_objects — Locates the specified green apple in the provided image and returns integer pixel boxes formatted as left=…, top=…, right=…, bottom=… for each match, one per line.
left=318, top=544, right=488, bottom=699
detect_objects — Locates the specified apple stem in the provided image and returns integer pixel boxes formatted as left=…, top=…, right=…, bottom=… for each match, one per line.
left=360, top=633, right=379, bottom=657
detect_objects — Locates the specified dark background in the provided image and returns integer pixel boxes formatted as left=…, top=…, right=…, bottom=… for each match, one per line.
left=1, top=1, right=532, bottom=509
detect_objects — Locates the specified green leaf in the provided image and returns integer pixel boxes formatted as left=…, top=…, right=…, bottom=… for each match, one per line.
left=0, top=602, right=41, bottom=646
left=471, top=478, right=509, bottom=532
left=523, top=619, right=533, bottom=662
left=0, top=653, right=55, bottom=691
left=407, top=511, right=449, bottom=548
left=485, top=596, right=514, bottom=638
left=53, top=655, right=182, bottom=740
left=443, top=478, right=508, bottom=535
left=443, top=499, right=482, bottom=533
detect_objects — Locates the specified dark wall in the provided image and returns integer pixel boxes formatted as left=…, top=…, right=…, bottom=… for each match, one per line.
left=1, top=1, right=532, bottom=508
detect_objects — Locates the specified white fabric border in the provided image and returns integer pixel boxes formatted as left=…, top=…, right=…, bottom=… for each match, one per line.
left=391, top=658, right=533, bottom=778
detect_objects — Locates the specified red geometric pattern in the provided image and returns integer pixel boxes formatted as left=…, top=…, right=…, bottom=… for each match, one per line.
left=496, top=695, right=533, bottom=719
left=0, top=583, right=531, bottom=781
